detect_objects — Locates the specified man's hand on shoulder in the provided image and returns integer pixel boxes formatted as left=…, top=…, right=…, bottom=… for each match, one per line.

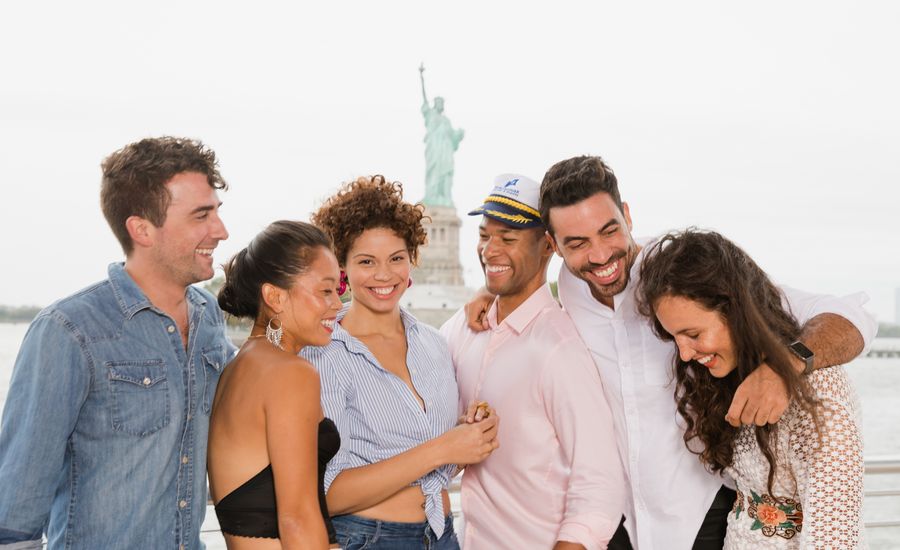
left=464, top=287, right=495, bottom=332
left=553, top=541, right=586, bottom=550
left=726, top=363, right=789, bottom=427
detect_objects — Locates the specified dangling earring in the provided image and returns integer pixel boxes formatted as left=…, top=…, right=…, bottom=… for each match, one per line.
left=266, top=316, right=284, bottom=350
left=407, top=277, right=413, bottom=288
left=338, top=270, right=349, bottom=296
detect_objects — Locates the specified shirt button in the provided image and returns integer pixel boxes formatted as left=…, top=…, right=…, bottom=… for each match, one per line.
left=167, top=325, right=176, bottom=333
left=179, top=500, right=187, bottom=508
left=182, top=455, right=189, bottom=464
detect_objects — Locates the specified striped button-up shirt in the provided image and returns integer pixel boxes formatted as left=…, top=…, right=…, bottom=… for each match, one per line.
left=301, top=306, right=459, bottom=537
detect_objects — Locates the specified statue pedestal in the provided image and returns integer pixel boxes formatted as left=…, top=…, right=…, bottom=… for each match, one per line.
left=405, top=205, right=471, bottom=327
left=414, top=205, right=465, bottom=287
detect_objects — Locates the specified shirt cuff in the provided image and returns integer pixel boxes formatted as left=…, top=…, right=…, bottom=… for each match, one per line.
left=0, top=541, right=43, bottom=550
left=558, top=517, right=620, bottom=550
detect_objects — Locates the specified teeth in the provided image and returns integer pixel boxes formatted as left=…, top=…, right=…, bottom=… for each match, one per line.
left=485, top=265, right=510, bottom=273
left=321, top=319, right=335, bottom=329
left=371, top=286, right=394, bottom=295
left=196, top=248, right=214, bottom=256
left=696, top=354, right=713, bottom=365
left=592, top=260, right=618, bottom=278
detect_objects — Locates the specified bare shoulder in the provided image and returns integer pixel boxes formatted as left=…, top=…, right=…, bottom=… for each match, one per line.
left=260, top=352, right=320, bottom=402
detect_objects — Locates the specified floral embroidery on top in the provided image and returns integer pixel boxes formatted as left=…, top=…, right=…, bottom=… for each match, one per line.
left=746, top=490, right=803, bottom=539
left=732, top=489, right=745, bottom=519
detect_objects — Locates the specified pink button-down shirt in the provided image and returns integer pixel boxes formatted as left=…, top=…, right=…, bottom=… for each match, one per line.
left=441, top=284, right=626, bottom=550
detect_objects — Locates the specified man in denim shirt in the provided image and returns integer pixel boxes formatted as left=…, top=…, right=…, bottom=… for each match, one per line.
left=0, top=137, right=233, bottom=549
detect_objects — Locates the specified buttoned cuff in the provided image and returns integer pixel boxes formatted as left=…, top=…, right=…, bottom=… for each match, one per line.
left=0, top=541, right=43, bottom=550
left=558, top=517, right=620, bottom=550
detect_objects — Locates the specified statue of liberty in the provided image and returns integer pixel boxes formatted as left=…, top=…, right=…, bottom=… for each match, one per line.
left=419, top=64, right=464, bottom=207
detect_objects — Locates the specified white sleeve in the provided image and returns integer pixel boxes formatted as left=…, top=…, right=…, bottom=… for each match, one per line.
left=779, top=285, right=877, bottom=353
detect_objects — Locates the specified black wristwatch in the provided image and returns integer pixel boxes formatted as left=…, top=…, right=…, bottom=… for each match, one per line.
left=788, top=341, right=815, bottom=375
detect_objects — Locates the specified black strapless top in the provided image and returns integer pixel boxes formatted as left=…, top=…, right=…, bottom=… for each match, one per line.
left=214, top=417, right=341, bottom=542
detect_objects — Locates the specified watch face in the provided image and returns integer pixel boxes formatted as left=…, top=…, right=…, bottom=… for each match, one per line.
left=789, top=341, right=814, bottom=360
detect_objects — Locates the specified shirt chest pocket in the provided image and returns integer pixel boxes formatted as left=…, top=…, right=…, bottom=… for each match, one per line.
left=201, top=346, right=227, bottom=415
left=106, top=360, right=170, bottom=436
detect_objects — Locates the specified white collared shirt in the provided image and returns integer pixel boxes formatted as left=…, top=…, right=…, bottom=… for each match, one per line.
left=556, top=237, right=876, bottom=550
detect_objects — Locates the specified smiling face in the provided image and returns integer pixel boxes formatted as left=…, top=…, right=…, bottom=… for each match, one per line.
left=280, top=247, right=343, bottom=349
left=547, top=191, right=638, bottom=308
left=148, top=171, right=229, bottom=287
left=344, top=227, right=411, bottom=315
left=478, top=217, right=551, bottom=305
left=653, top=294, right=737, bottom=378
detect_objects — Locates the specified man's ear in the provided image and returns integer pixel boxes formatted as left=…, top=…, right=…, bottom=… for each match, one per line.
left=545, top=230, right=561, bottom=257
left=622, top=202, right=633, bottom=231
left=125, top=216, right=153, bottom=249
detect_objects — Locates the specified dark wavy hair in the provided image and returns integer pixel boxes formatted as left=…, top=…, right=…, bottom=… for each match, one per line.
left=218, top=221, right=332, bottom=320
left=539, top=155, right=621, bottom=236
left=636, top=229, right=818, bottom=493
left=311, top=175, right=428, bottom=266
left=101, top=136, right=228, bottom=255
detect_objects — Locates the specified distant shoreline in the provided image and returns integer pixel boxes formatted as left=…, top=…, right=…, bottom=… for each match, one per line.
left=0, top=306, right=41, bottom=324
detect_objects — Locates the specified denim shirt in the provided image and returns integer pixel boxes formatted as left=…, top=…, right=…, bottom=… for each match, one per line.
left=0, top=263, right=234, bottom=549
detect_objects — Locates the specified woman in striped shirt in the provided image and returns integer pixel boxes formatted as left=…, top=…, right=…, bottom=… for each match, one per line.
left=303, top=175, right=499, bottom=550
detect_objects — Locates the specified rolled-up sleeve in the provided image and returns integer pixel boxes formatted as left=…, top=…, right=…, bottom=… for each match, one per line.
left=0, top=313, right=90, bottom=545
left=542, top=340, right=627, bottom=550
left=780, top=286, right=878, bottom=353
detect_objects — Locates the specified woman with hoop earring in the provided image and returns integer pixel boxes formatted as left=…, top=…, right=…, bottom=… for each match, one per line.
left=209, top=220, right=343, bottom=549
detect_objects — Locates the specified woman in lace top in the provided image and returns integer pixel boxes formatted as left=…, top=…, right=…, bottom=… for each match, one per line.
left=636, top=229, right=865, bottom=549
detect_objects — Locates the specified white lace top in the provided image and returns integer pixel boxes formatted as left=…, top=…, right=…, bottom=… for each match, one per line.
left=724, top=366, right=865, bottom=549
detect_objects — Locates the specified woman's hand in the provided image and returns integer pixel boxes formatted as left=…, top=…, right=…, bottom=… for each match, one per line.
left=441, top=414, right=500, bottom=467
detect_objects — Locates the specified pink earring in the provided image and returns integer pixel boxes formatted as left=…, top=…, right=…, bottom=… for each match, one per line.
left=338, top=271, right=349, bottom=296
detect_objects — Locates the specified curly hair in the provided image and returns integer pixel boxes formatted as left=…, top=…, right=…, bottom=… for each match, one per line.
left=311, top=175, right=428, bottom=266
left=635, top=229, right=818, bottom=495
left=101, top=136, right=227, bottom=255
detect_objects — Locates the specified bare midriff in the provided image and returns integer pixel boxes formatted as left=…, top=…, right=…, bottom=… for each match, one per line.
left=352, top=485, right=452, bottom=523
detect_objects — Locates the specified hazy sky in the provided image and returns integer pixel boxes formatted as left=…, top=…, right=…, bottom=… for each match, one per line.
left=1, top=1, right=898, bottom=321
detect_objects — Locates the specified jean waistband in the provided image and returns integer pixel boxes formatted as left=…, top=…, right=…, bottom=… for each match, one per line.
left=331, top=514, right=454, bottom=537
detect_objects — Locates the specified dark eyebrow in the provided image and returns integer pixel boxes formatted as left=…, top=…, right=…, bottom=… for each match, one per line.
left=479, top=227, right=517, bottom=235
left=352, top=249, right=408, bottom=260
left=560, top=218, right=619, bottom=246
left=189, top=202, right=222, bottom=216
left=598, top=219, right=620, bottom=233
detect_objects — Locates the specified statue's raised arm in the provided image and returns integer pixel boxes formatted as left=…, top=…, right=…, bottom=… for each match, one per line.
left=419, top=63, right=429, bottom=107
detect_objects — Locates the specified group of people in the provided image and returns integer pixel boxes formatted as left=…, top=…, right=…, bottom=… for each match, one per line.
left=0, top=136, right=875, bottom=550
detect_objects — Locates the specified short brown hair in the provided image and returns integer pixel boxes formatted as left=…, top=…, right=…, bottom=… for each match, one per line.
left=100, top=136, right=228, bottom=255
left=540, top=155, right=622, bottom=236
left=311, top=175, right=427, bottom=266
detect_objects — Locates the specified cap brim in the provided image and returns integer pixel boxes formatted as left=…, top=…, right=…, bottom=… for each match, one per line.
left=468, top=202, right=543, bottom=228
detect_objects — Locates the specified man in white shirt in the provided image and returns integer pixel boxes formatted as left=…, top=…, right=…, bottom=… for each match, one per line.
left=467, top=155, right=876, bottom=549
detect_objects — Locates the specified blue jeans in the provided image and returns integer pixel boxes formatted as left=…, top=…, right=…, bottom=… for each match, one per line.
left=332, top=515, right=459, bottom=550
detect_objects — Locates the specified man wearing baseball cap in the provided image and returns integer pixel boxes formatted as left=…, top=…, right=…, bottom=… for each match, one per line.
left=441, top=174, right=627, bottom=550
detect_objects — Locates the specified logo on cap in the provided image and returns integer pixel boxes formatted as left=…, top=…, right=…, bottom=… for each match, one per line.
left=504, top=178, right=519, bottom=188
